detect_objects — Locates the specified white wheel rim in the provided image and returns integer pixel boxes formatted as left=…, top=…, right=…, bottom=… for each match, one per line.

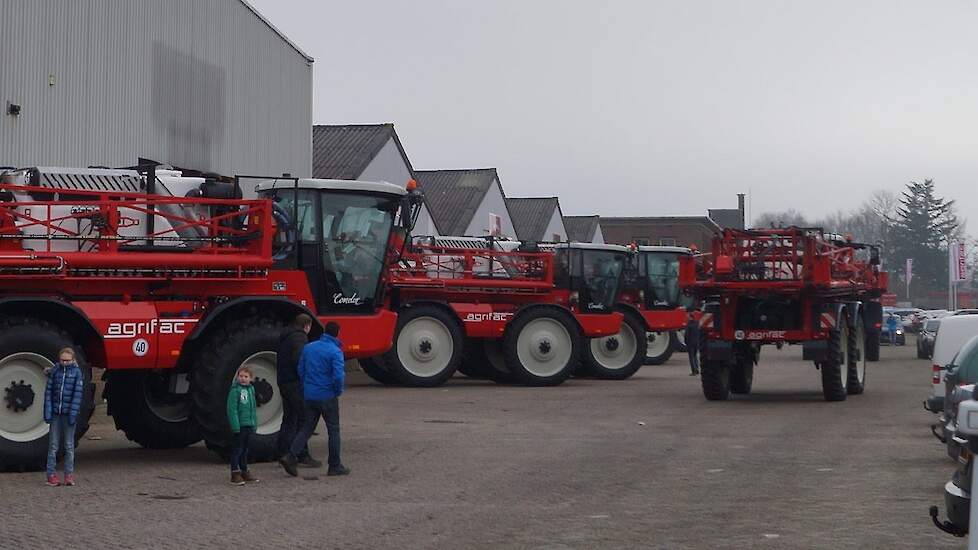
left=0, top=352, right=52, bottom=442
left=241, top=352, right=282, bottom=436
left=675, top=329, right=686, bottom=347
left=396, top=316, right=455, bottom=378
left=646, top=331, right=671, bottom=359
left=516, top=318, right=573, bottom=378
left=839, top=324, right=849, bottom=388
left=590, top=323, right=638, bottom=370
left=854, top=320, right=866, bottom=383
left=143, top=372, right=192, bottom=423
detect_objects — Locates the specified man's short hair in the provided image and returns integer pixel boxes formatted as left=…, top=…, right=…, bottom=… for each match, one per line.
left=324, top=321, right=340, bottom=337
left=294, top=313, right=313, bottom=330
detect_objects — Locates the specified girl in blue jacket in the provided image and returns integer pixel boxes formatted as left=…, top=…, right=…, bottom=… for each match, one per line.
left=43, top=347, right=85, bottom=487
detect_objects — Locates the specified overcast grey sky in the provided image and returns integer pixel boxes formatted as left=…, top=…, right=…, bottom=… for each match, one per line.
left=251, top=0, right=978, bottom=229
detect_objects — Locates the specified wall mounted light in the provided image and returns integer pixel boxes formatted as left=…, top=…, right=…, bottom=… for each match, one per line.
left=6, top=102, right=21, bottom=116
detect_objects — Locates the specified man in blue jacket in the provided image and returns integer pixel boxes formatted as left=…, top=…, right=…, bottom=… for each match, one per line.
left=279, top=321, right=349, bottom=477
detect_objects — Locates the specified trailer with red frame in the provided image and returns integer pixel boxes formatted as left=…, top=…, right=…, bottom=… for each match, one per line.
left=0, top=166, right=420, bottom=470
left=581, top=246, right=694, bottom=379
left=358, top=236, right=629, bottom=387
left=678, top=227, right=887, bottom=401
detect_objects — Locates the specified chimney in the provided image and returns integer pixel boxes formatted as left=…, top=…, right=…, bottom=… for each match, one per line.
left=737, top=193, right=746, bottom=229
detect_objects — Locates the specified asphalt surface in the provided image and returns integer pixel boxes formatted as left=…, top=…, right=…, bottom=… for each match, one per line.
left=2, top=338, right=964, bottom=549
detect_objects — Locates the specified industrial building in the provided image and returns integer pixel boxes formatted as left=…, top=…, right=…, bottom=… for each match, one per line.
left=0, top=0, right=312, bottom=179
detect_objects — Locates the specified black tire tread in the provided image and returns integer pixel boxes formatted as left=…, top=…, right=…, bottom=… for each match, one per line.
left=581, top=312, right=648, bottom=380
left=192, top=316, right=284, bottom=461
left=821, top=325, right=848, bottom=402
left=358, top=356, right=402, bottom=385
left=105, top=371, right=202, bottom=449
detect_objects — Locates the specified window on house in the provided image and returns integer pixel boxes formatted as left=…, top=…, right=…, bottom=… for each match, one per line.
left=633, top=238, right=650, bottom=246
left=658, top=237, right=677, bottom=246
left=552, top=233, right=562, bottom=242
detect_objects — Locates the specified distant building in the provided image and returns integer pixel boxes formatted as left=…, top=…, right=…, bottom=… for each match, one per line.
left=600, top=194, right=745, bottom=249
left=506, top=197, right=567, bottom=242
left=312, top=123, right=438, bottom=235
left=415, top=168, right=516, bottom=238
left=563, top=215, right=605, bottom=244
left=1, top=0, right=312, bottom=178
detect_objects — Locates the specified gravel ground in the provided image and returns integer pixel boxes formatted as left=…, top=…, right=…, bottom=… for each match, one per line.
left=1, top=338, right=963, bottom=549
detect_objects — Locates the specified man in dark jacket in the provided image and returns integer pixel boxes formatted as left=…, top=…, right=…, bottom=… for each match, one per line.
left=275, top=313, right=318, bottom=466
left=280, top=321, right=349, bottom=477
left=685, top=310, right=700, bottom=376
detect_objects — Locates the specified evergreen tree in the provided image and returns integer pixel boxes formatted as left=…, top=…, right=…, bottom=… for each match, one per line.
left=888, top=179, right=959, bottom=299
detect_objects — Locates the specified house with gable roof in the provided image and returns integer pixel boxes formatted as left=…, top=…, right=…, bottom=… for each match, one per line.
left=414, top=168, right=517, bottom=238
left=563, top=215, right=605, bottom=244
left=505, top=197, right=568, bottom=242
left=312, top=123, right=439, bottom=235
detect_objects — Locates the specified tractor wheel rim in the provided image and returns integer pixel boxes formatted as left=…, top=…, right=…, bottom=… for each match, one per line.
left=854, top=320, right=866, bottom=383
left=0, top=352, right=51, bottom=442
left=590, top=323, right=638, bottom=370
left=675, top=329, right=686, bottom=347
left=240, top=352, right=281, bottom=436
left=142, top=372, right=192, bottom=423
left=646, top=331, right=671, bottom=359
left=840, top=325, right=849, bottom=388
left=397, top=317, right=454, bottom=378
left=517, top=318, right=572, bottom=378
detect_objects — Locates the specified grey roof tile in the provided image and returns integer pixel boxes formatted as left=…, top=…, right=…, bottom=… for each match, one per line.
left=506, top=197, right=561, bottom=241
left=708, top=208, right=743, bottom=229
left=415, top=169, right=499, bottom=236
left=564, top=215, right=600, bottom=242
left=312, top=124, right=412, bottom=180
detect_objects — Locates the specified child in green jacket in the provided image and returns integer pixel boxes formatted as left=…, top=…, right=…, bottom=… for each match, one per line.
left=227, top=366, right=260, bottom=485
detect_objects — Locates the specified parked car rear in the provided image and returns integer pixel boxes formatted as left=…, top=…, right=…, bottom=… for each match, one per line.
left=927, top=315, right=978, bottom=413
left=918, top=319, right=941, bottom=359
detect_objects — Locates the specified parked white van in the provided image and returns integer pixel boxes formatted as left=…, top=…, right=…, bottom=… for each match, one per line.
left=927, top=314, right=978, bottom=412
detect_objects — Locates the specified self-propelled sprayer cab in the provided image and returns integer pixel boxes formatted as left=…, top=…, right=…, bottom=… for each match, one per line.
left=253, top=177, right=420, bottom=315
left=630, top=245, right=694, bottom=310
left=547, top=242, right=631, bottom=313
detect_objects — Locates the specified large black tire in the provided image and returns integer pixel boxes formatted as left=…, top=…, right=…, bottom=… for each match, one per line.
left=459, top=338, right=518, bottom=384
left=581, top=312, right=647, bottom=380
left=820, top=322, right=849, bottom=402
left=383, top=305, right=463, bottom=387
left=644, top=331, right=676, bottom=365
left=0, top=317, right=94, bottom=472
left=847, top=313, right=867, bottom=395
left=865, top=334, right=880, bottom=362
left=105, top=370, right=202, bottom=449
left=358, top=356, right=402, bottom=386
left=701, top=359, right=731, bottom=400
left=192, top=316, right=285, bottom=462
left=730, top=356, right=754, bottom=395
left=503, top=307, right=581, bottom=386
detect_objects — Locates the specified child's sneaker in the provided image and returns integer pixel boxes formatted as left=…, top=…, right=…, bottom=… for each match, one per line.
left=45, top=474, right=60, bottom=487
left=64, top=474, right=75, bottom=486
left=230, top=471, right=245, bottom=486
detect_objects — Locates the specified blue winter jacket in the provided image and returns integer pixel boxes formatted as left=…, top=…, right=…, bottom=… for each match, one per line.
left=44, top=362, right=85, bottom=425
left=297, top=334, right=345, bottom=401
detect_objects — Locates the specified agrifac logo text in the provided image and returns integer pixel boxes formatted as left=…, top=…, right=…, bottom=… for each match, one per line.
left=463, top=312, right=513, bottom=323
left=104, top=319, right=197, bottom=340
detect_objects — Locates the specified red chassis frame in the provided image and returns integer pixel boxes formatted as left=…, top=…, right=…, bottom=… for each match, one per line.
left=0, top=184, right=397, bottom=368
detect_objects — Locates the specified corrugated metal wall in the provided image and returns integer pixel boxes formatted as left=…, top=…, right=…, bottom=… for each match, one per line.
left=0, top=0, right=312, bottom=177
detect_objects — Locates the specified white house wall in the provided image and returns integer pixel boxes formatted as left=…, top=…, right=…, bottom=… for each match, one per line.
left=593, top=224, right=605, bottom=244
left=0, top=0, right=312, bottom=177
left=542, top=209, right=568, bottom=242
left=465, top=179, right=516, bottom=238
left=359, top=137, right=438, bottom=236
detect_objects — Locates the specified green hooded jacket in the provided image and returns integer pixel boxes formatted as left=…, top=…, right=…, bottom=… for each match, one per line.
left=226, top=382, right=257, bottom=433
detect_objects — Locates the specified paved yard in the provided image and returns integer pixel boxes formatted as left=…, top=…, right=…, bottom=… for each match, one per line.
left=1, top=339, right=963, bottom=549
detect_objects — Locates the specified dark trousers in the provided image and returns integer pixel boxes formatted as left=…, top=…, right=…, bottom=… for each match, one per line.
left=230, top=426, right=254, bottom=473
left=276, top=381, right=310, bottom=459
left=290, top=398, right=341, bottom=468
left=688, top=347, right=700, bottom=373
